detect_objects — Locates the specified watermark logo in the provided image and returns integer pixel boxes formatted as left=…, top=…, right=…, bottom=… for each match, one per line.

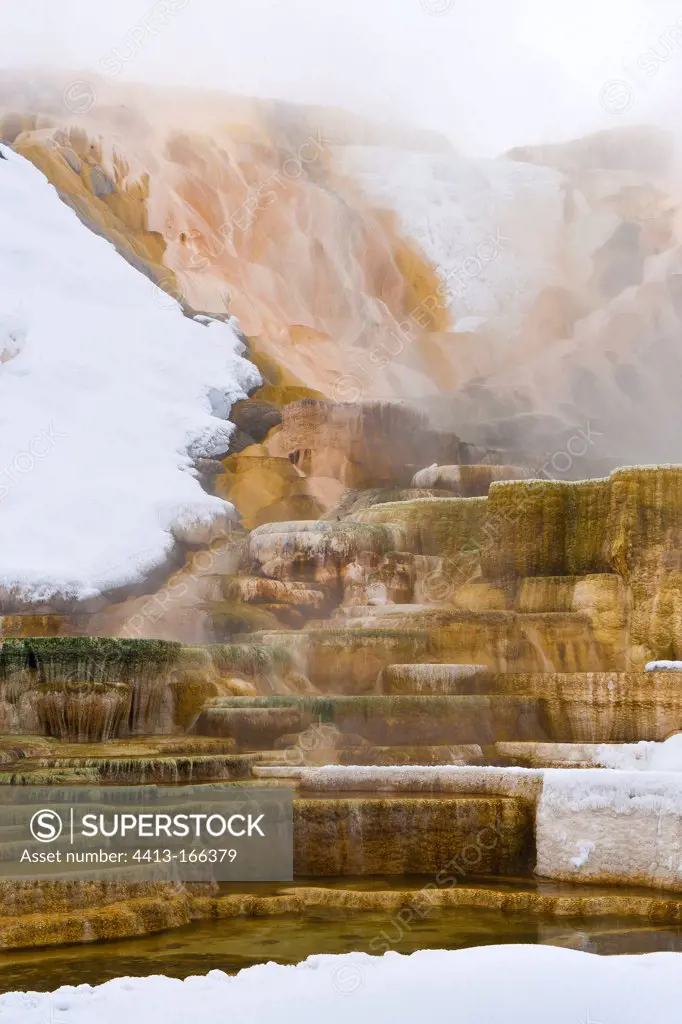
left=63, top=80, right=97, bottom=114
left=331, top=374, right=364, bottom=404
left=421, top=0, right=456, bottom=15
left=30, top=809, right=63, bottom=843
left=332, top=961, right=366, bottom=996
left=152, top=275, right=187, bottom=310
left=11, top=787, right=293, bottom=881
left=599, top=79, right=635, bottom=114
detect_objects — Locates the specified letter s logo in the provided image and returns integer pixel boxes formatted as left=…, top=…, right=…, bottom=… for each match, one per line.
left=30, top=809, right=63, bottom=843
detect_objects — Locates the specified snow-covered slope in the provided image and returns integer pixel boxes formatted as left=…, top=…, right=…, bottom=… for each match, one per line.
left=0, top=144, right=259, bottom=603
left=1, top=947, right=680, bottom=1023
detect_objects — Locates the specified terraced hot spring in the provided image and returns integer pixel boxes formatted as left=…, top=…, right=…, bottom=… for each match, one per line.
left=2, top=877, right=682, bottom=993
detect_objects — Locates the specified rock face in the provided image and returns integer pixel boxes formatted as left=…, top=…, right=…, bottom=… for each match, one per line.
left=353, top=467, right=682, bottom=669
left=1, top=74, right=639, bottom=424
left=271, top=400, right=460, bottom=488
left=294, top=795, right=532, bottom=876
left=0, top=82, right=461, bottom=406
left=0, top=638, right=314, bottom=742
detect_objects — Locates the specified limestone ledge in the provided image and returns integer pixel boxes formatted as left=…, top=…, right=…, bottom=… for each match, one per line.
left=3, top=881, right=682, bottom=951
left=0, top=638, right=313, bottom=742
left=295, top=764, right=682, bottom=893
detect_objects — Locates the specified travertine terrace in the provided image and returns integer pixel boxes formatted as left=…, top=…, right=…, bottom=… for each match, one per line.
left=0, top=401, right=679, bottom=946
left=3, top=79, right=682, bottom=957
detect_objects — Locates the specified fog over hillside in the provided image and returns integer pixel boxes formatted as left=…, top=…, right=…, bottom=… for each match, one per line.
left=4, top=0, right=682, bottom=154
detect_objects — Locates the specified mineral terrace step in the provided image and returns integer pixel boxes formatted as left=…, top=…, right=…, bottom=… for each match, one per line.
left=379, top=663, right=492, bottom=694
left=256, top=744, right=487, bottom=767
left=193, top=691, right=682, bottom=744
left=4, top=876, right=681, bottom=953
left=25, top=753, right=264, bottom=783
left=0, top=893, right=194, bottom=950
left=292, top=795, right=532, bottom=876
left=194, top=695, right=548, bottom=745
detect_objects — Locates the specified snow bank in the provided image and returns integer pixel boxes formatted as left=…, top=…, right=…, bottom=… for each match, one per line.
left=0, top=145, right=259, bottom=602
left=595, top=735, right=682, bottom=772
left=537, top=769, right=682, bottom=890
left=1, top=946, right=680, bottom=1023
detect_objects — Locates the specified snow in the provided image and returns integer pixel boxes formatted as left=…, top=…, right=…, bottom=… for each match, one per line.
left=2, top=946, right=681, bottom=1023
left=538, top=768, right=682, bottom=816
left=334, top=146, right=571, bottom=327
left=0, top=144, right=260, bottom=602
left=537, top=769, right=682, bottom=890
left=453, top=315, right=488, bottom=333
left=646, top=660, right=682, bottom=671
left=595, top=735, right=682, bottom=772
left=569, top=840, right=595, bottom=868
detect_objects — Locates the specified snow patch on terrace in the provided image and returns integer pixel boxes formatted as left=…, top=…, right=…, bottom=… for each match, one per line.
left=537, top=768, right=682, bottom=890
left=0, top=145, right=260, bottom=602
left=1, top=946, right=680, bottom=1023
left=596, top=735, right=682, bottom=772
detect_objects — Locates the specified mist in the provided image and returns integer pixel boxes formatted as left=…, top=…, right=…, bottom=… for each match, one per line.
left=5, top=0, right=682, bottom=154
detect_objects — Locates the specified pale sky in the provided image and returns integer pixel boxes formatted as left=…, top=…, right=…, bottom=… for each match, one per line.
left=4, top=0, right=682, bottom=154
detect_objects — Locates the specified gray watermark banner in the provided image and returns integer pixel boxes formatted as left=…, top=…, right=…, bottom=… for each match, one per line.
left=0, top=785, right=293, bottom=882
